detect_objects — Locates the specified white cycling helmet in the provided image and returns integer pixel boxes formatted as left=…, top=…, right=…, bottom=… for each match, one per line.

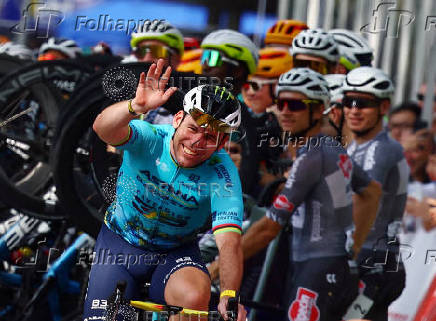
left=0, top=42, right=34, bottom=60
left=276, top=68, right=330, bottom=107
left=324, top=74, right=346, bottom=108
left=329, top=29, right=373, bottom=70
left=201, top=29, right=259, bottom=74
left=130, top=19, right=184, bottom=55
left=291, top=28, right=339, bottom=63
left=39, top=37, right=82, bottom=59
left=183, top=85, right=241, bottom=130
left=342, top=67, right=394, bottom=100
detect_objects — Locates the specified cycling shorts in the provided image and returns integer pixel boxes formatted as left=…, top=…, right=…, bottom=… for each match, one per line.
left=282, top=256, right=357, bottom=321
left=82, top=224, right=209, bottom=321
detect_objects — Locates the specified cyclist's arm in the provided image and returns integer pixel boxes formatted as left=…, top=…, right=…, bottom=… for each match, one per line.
left=210, top=157, right=244, bottom=295
left=352, top=179, right=382, bottom=255
left=93, top=60, right=176, bottom=146
left=241, top=216, right=281, bottom=261
left=215, top=232, right=243, bottom=295
left=93, top=100, right=141, bottom=146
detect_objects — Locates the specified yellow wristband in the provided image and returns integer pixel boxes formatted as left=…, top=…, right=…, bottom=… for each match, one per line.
left=220, top=290, right=236, bottom=299
left=128, top=99, right=139, bottom=116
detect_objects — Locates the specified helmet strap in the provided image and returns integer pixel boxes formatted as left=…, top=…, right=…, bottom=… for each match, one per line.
left=290, top=105, right=319, bottom=138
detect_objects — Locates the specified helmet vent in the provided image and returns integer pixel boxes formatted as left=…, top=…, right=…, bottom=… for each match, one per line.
left=374, top=81, right=391, bottom=90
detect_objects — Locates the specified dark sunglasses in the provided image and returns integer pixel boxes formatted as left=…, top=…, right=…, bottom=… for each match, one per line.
left=293, top=59, right=328, bottom=75
left=201, top=49, right=239, bottom=68
left=277, top=99, right=321, bottom=112
left=133, top=45, right=174, bottom=59
left=417, top=93, right=436, bottom=102
left=343, top=96, right=381, bottom=109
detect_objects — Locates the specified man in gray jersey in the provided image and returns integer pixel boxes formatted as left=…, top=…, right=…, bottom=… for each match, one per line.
left=343, top=67, right=409, bottom=321
left=241, top=68, right=381, bottom=321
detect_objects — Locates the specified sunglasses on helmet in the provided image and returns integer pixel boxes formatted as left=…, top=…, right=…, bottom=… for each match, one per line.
left=133, top=44, right=174, bottom=59
left=342, top=96, right=381, bottom=109
left=189, top=108, right=233, bottom=134
left=277, top=99, right=322, bottom=112
left=242, top=79, right=276, bottom=92
left=201, top=49, right=239, bottom=68
left=293, top=59, right=329, bottom=75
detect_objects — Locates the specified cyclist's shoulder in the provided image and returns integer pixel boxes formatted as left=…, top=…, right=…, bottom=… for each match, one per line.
left=373, top=130, right=404, bottom=162
left=202, top=151, right=240, bottom=182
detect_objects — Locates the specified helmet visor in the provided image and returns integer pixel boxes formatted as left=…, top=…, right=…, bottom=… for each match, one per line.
left=189, top=108, right=232, bottom=133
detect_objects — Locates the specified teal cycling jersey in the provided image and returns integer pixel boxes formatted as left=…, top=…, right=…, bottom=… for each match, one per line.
left=104, top=120, right=243, bottom=250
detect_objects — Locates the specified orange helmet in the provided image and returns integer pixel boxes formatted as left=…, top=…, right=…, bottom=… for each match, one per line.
left=177, top=48, right=202, bottom=74
left=254, top=47, right=293, bottom=78
left=0, top=35, right=9, bottom=45
left=265, top=20, right=308, bottom=46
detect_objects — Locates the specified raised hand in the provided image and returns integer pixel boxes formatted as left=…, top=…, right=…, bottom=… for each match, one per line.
left=131, top=59, right=178, bottom=114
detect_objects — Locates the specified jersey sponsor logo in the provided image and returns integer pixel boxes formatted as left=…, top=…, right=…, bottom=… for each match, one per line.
left=288, top=287, right=320, bottom=321
left=338, top=154, right=352, bottom=179
left=273, top=195, right=294, bottom=212
left=363, top=141, right=378, bottom=171
left=91, top=299, right=107, bottom=310
left=188, top=174, right=201, bottom=183
left=285, top=154, right=306, bottom=189
left=214, top=164, right=232, bottom=184
left=326, top=273, right=336, bottom=284
left=138, top=170, right=199, bottom=208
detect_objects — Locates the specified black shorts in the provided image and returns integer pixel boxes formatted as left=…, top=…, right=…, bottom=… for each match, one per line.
left=282, top=256, right=357, bottom=321
left=82, top=224, right=209, bottom=321
left=358, top=249, right=406, bottom=321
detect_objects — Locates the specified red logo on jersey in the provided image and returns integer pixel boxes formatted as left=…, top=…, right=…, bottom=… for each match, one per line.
left=288, top=287, right=320, bottom=321
left=358, top=280, right=366, bottom=294
left=273, top=195, right=294, bottom=212
left=338, top=154, right=352, bottom=179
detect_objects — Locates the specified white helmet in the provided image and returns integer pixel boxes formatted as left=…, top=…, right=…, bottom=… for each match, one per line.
left=39, top=37, right=82, bottom=59
left=329, top=29, right=373, bottom=69
left=291, top=28, right=339, bottom=63
left=325, top=74, right=346, bottom=105
left=183, top=85, right=241, bottom=129
left=342, top=67, right=394, bottom=100
left=0, top=42, right=34, bottom=60
left=201, top=29, right=259, bottom=74
left=276, top=68, right=330, bottom=107
left=130, top=19, right=184, bottom=55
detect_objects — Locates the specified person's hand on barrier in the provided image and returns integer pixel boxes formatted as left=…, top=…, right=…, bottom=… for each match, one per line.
left=131, top=58, right=178, bottom=114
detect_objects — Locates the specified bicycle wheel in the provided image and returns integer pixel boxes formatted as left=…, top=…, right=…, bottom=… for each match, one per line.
left=0, top=54, right=32, bottom=79
left=0, top=61, right=93, bottom=219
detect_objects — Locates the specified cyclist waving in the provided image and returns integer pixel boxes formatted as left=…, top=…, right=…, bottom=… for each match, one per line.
left=84, top=59, right=246, bottom=321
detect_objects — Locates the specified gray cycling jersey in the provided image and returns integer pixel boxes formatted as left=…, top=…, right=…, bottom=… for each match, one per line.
left=267, top=135, right=371, bottom=262
left=347, top=130, right=409, bottom=253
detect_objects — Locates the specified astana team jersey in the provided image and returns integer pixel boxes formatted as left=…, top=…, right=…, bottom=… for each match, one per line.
left=104, top=120, right=243, bottom=250
left=267, top=135, right=371, bottom=262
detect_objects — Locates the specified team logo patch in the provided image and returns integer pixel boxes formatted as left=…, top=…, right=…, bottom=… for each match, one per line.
left=273, top=195, right=294, bottom=212
left=288, top=287, right=320, bottom=321
left=358, top=280, right=366, bottom=294
left=338, top=154, right=352, bottom=179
